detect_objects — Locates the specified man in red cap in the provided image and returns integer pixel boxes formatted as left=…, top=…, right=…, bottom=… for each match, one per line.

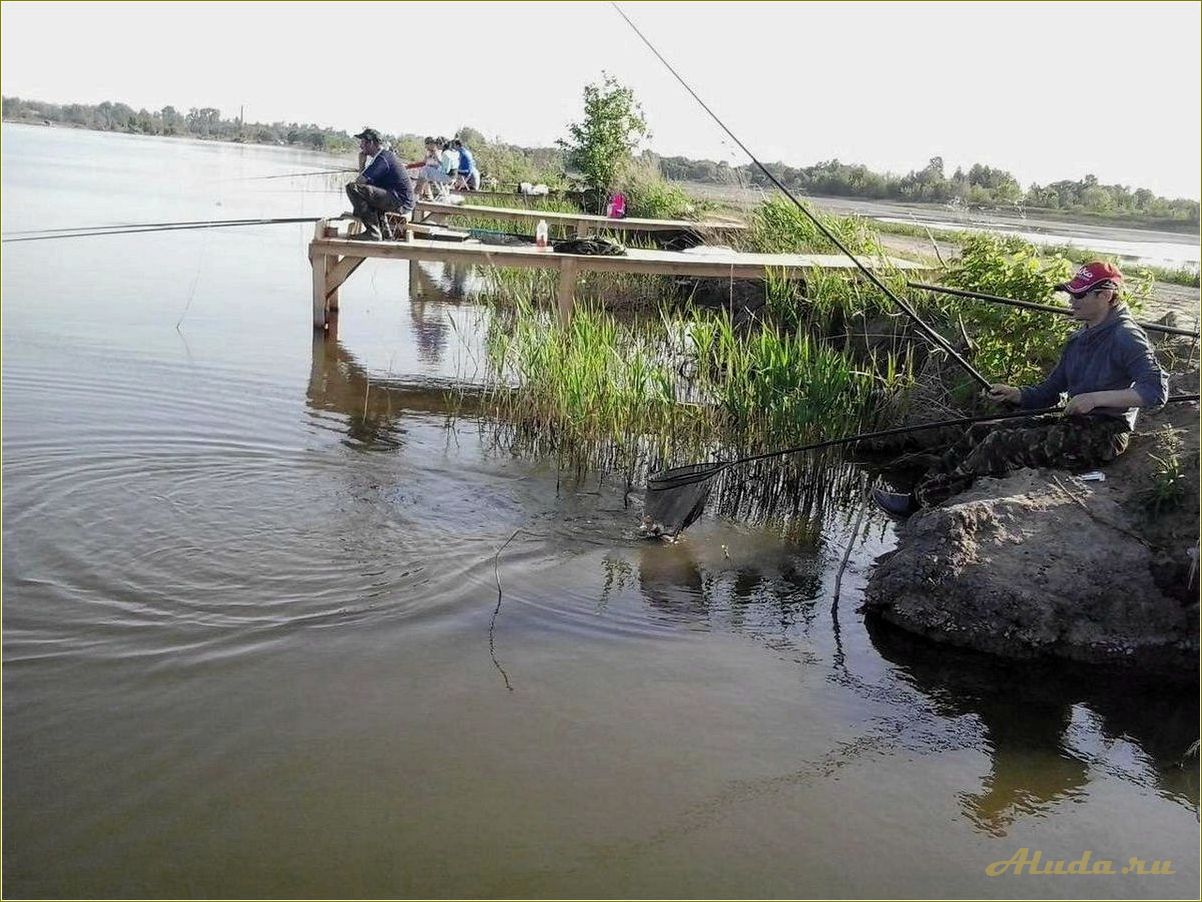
left=874, top=261, right=1169, bottom=516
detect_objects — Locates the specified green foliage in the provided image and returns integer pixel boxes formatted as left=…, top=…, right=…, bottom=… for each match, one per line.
left=941, top=235, right=1075, bottom=385
left=557, top=74, right=649, bottom=196
left=873, top=220, right=1200, bottom=289
left=620, top=163, right=707, bottom=220
left=744, top=195, right=879, bottom=255
left=1139, top=427, right=1192, bottom=516
left=688, top=314, right=879, bottom=448
left=467, top=138, right=565, bottom=188
left=477, top=294, right=894, bottom=478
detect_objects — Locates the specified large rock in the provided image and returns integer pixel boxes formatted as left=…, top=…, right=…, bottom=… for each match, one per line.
left=863, top=468, right=1199, bottom=675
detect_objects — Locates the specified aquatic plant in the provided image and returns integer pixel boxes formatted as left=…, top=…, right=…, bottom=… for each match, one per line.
left=743, top=194, right=880, bottom=256
left=472, top=290, right=899, bottom=497
left=619, top=162, right=711, bottom=220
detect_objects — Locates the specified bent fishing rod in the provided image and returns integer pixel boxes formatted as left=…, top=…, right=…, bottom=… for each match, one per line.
left=611, top=2, right=991, bottom=391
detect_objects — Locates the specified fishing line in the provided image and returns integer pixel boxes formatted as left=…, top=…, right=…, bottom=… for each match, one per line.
left=4, top=217, right=304, bottom=236
left=489, top=527, right=521, bottom=692
left=1, top=217, right=323, bottom=243
left=232, top=168, right=358, bottom=181
left=610, top=2, right=991, bottom=390
left=176, top=225, right=212, bottom=331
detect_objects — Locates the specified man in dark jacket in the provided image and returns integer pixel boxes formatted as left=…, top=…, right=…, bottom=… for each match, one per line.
left=346, top=127, right=414, bottom=241
left=874, top=261, right=1169, bottom=516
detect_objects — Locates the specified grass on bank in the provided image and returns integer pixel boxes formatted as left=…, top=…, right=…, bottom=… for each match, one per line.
left=874, top=219, right=1200, bottom=288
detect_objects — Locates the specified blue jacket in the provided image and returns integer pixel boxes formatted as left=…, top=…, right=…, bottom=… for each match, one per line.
left=456, top=145, right=475, bottom=174
left=362, top=149, right=415, bottom=212
left=1020, top=305, right=1168, bottom=427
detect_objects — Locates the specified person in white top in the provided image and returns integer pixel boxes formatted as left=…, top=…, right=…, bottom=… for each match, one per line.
left=436, top=137, right=459, bottom=199
left=408, top=137, right=445, bottom=200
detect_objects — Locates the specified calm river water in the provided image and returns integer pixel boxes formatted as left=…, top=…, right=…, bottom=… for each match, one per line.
left=2, top=123, right=1197, bottom=899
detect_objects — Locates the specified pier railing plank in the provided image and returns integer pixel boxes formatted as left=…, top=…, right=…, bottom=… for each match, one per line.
left=414, top=200, right=747, bottom=235
left=308, top=228, right=926, bottom=330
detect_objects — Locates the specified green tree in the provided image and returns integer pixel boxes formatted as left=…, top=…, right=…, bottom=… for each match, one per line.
left=558, top=74, right=649, bottom=204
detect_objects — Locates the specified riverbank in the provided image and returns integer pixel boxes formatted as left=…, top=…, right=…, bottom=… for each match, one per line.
left=680, top=179, right=1201, bottom=237
left=864, top=376, right=1200, bottom=677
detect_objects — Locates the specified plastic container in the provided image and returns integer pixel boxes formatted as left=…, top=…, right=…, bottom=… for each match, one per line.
left=535, top=219, right=549, bottom=250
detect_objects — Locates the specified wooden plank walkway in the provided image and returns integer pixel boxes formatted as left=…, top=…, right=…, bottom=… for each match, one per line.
left=413, top=200, right=747, bottom=237
left=308, top=220, right=925, bottom=330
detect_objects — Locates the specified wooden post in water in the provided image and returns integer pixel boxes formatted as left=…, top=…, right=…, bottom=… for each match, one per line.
left=556, top=258, right=578, bottom=325
left=311, top=221, right=331, bottom=330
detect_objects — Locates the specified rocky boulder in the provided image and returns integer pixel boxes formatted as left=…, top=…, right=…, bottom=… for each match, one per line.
left=863, top=467, right=1199, bottom=676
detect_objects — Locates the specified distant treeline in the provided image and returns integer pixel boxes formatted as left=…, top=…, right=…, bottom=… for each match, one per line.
left=1, top=96, right=564, bottom=186
left=655, top=154, right=1200, bottom=227
left=2, top=95, right=357, bottom=152
left=5, top=95, right=1196, bottom=227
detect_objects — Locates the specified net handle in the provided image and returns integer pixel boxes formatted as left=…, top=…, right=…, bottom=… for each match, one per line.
left=650, top=395, right=1201, bottom=486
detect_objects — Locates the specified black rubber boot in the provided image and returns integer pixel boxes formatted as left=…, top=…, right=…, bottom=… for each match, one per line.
left=872, top=488, right=917, bottom=518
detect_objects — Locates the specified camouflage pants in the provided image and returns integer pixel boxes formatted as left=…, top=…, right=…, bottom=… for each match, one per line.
left=913, top=414, right=1130, bottom=508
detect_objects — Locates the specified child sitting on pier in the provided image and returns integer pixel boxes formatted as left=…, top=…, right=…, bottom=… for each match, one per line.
left=408, top=137, right=448, bottom=201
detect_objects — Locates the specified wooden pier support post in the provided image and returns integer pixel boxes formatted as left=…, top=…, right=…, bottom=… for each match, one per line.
left=311, top=221, right=332, bottom=330
left=311, top=220, right=368, bottom=331
left=556, top=258, right=579, bottom=325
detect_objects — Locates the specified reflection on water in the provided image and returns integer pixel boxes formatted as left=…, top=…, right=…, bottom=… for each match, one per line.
left=866, top=618, right=1200, bottom=836
left=306, top=333, right=494, bottom=450
left=638, top=535, right=826, bottom=632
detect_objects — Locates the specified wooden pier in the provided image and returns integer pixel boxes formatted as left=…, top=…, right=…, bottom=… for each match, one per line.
left=308, top=219, right=924, bottom=330
left=413, top=200, right=748, bottom=238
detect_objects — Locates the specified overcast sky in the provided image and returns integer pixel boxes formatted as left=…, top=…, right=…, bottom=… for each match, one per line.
left=3, top=1, right=1199, bottom=199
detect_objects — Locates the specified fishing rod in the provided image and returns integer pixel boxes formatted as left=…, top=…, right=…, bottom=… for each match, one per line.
left=908, top=281, right=1201, bottom=339
left=1, top=216, right=323, bottom=243
left=610, top=2, right=991, bottom=391
left=3, top=216, right=325, bottom=236
left=644, top=394, right=1201, bottom=533
left=235, top=168, right=359, bottom=181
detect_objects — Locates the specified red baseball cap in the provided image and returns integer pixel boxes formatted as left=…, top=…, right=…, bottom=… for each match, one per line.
left=1058, top=261, right=1124, bottom=294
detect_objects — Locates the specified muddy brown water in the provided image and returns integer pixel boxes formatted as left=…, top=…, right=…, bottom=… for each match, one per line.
left=2, top=124, right=1197, bottom=898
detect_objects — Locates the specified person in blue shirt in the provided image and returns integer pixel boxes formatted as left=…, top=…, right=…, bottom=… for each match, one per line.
left=451, top=139, right=480, bottom=191
left=345, top=127, right=415, bottom=241
left=874, top=261, right=1169, bottom=516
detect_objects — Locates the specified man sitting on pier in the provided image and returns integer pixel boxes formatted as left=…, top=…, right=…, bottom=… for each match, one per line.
left=345, top=127, right=414, bottom=241
left=873, top=261, right=1169, bottom=516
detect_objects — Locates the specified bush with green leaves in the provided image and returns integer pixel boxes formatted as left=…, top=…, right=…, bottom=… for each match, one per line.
left=558, top=74, right=649, bottom=205
left=940, top=234, right=1075, bottom=385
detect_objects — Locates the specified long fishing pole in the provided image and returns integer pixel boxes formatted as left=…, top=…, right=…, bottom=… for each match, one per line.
left=4, top=216, right=323, bottom=237
left=650, top=394, right=1202, bottom=492
left=234, top=168, right=359, bottom=181
left=610, top=2, right=992, bottom=391
left=1, top=216, right=323, bottom=243
left=909, top=281, right=1201, bottom=338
